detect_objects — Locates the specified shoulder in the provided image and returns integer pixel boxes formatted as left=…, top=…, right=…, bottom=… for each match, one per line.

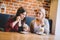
left=44, top=18, right=49, bottom=25
left=8, top=18, right=14, bottom=22
left=31, top=19, right=35, bottom=24
left=44, top=18, right=49, bottom=22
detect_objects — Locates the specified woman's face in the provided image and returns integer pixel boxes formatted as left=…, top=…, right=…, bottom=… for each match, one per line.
left=20, top=12, right=26, bottom=20
left=35, top=11, right=43, bottom=20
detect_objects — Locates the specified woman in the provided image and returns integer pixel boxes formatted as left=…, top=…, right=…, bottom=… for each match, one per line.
left=30, top=10, right=44, bottom=34
left=30, top=9, right=49, bottom=34
left=5, top=7, right=30, bottom=32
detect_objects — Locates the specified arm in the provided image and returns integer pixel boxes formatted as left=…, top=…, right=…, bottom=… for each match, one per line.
left=44, top=18, right=50, bottom=35
left=12, top=21, right=19, bottom=28
left=5, top=16, right=21, bottom=32
left=12, top=16, right=22, bottom=28
left=5, top=18, right=15, bottom=31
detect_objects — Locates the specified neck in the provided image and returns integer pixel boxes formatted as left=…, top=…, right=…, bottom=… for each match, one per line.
left=36, top=19, right=41, bottom=21
left=35, top=18, right=42, bottom=25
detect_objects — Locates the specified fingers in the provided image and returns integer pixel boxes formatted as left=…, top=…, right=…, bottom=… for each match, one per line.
left=16, top=16, right=21, bottom=22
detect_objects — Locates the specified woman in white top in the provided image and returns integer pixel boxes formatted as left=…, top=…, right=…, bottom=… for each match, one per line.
left=30, top=8, right=49, bottom=35
left=30, top=10, right=44, bottom=34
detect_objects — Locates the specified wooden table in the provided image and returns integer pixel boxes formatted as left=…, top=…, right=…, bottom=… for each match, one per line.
left=0, top=32, right=54, bottom=40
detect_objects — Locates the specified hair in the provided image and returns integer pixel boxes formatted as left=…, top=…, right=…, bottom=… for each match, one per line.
left=13, top=7, right=26, bottom=21
left=16, top=7, right=25, bottom=16
left=34, top=8, right=45, bottom=19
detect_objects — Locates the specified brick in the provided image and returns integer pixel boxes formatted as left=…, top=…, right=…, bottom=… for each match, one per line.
left=6, top=10, right=9, bottom=14
left=4, top=0, right=11, bottom=1
left=24, top=0, right=28, bottom=2
left=4, top=1, right=8, bottom=4
left=28, top=6, right=31, bottom=8
left=6, top=8, right=11, bottom=11
left=14, top=6, right=19, bottom=9
left=12, top=0, right=17, bottom=2
left=2, top=0, right=41, bottom=16
left=9, top=2, right=13, bottom=5
left=12, top=9, right=16, bottom=11
left=12, top=11, right=16, bottom=14
left=32, top=1, right=37, bottom=3
left=10, top=11, right=16, bottom=14
left=28, top=0, right=33, bottom=2
left=21, top=1, right=26, bottom=4
left=8, top=5, right=14, bottom=8
left=31, top=3, right=37, bottom=6
left=14, top=1, right=20, bottom=4
left=13, top=3, right=18, bottom=6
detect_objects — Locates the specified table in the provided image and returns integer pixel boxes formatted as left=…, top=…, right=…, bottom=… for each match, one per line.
left=0, top=32, right=54, bottom=40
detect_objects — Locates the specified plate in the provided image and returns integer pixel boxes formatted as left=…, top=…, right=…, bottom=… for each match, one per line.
left=20, top=31, right=29, bottom=34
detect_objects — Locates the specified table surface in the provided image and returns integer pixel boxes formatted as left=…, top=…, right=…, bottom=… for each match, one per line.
left=0, top=31, right=54, bottom=40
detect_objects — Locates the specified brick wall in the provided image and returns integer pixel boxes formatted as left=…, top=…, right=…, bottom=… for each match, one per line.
left=0, top=0, right=43, bottom=17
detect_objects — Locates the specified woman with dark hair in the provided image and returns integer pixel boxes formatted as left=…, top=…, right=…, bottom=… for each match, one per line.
left=5, top=7, right=30, bottom=32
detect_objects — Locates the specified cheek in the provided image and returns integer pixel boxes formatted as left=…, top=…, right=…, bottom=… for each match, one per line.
left=23, top=15, right=26, bottom=17
left=21, top=15, right=24, bottom=18
left=40, top=14, right=43, bottom=18
left=20, top=15, right=23, bottom=18
left=22, top=15, right=25, bottom=18
left=36, top=14, right=39, bottom=17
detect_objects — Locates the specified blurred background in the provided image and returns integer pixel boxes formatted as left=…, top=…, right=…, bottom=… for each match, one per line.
left=0, top=0, right=58, bottom=34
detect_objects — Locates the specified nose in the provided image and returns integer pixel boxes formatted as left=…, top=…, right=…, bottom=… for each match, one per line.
left=36, top=14, right=40, bottom=17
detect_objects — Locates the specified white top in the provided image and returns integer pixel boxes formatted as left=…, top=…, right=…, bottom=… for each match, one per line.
left=34, top=21, right=44, bottom=34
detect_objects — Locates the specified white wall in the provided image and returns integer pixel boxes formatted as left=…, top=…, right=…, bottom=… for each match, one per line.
left=55, top=0, right=60, bottom=36
left=55, top=0, right=60, bottom=40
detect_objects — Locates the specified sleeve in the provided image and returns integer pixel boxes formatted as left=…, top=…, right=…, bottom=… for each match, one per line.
left=44, top=19, right=50, bottom=34
left=5, top=18, right=18, bottom=32
left=5, top=18, right=13, bottom=28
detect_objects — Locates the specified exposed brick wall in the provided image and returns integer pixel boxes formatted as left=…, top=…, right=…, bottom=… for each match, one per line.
left=0, top=0, right=43, bottom=17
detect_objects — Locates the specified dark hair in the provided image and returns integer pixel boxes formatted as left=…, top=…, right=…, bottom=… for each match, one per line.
left=16, top=7, right=25, bottom=16
left=13, top=7, right=25, bottom=21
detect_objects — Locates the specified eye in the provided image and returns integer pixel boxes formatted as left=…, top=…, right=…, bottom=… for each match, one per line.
left=36, top=12, right=38, bottom=14
left=39, top=13, right=41, bottom=15
left=36, top=12, right=41, bottom=15
left=23, top=13, right=26, bottom=15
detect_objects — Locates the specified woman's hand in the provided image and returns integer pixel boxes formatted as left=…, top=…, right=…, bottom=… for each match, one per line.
left=12, top=16, right=21, bottom=28
left=16, top=16, right=22, bottom=27
left=16, top=16, right=21, bottom=22
left=23, top=23, right=30, bottom=32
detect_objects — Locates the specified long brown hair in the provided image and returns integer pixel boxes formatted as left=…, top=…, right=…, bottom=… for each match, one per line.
left=13, top=7, right=26, bottom=24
